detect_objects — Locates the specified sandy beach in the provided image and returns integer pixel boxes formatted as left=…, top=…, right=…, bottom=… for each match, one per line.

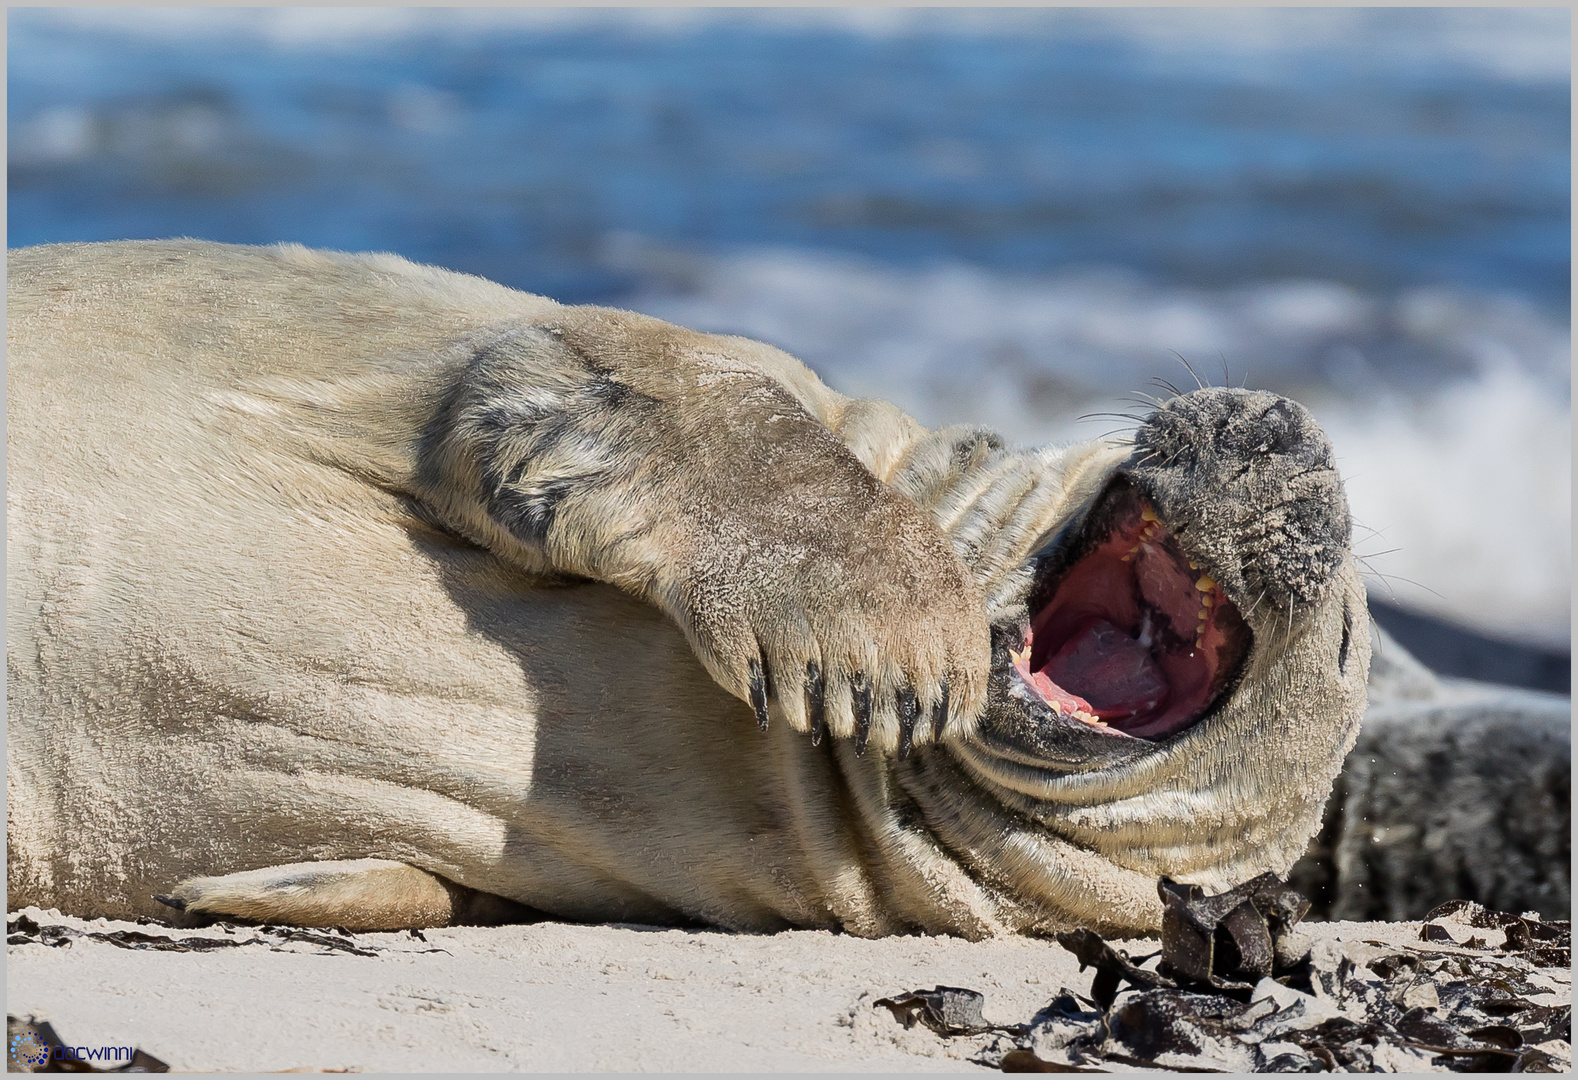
left=7, top=909, right=1508, bottom=1073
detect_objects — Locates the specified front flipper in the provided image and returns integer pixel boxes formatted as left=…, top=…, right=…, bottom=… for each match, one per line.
left=154, top=859, right=531, bottom=931
left=418, top=313, right=991, bottom=756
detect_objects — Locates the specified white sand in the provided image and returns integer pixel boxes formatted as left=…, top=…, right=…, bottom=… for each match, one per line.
left=4, top=910, right=1436, bottom=1072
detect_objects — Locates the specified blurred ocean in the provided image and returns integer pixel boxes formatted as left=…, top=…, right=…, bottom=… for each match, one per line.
left=9, top=8, right=1571, bottom=650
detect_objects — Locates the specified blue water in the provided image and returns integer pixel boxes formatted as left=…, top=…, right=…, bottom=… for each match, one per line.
left=9, top=10, right=1570, bottom=312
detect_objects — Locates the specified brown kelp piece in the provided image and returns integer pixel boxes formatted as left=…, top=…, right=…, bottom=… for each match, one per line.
left=873, top=986, right=1003, bottom=1036
left=1157, top=873, right=1310, bottom=990
left=1420, top=899, right=1572, bottom=969
left=6, top=912, right=443, bottom=959
left=1102, top=989, right=1265, bottom=1072
left=1053, top=928, right=1174, bottom=1010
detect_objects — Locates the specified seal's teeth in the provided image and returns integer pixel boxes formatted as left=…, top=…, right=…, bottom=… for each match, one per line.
left=1140, top=506, right=1158, bottom=522
left=1193, top=575, right=1219, bottom=648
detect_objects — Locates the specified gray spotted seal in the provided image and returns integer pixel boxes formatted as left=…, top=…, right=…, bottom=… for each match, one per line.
left=6, top=240, right=1369, bottom=936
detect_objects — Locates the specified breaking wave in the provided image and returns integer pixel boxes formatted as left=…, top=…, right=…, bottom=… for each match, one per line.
left=616, top=244, right=1571, bottom=649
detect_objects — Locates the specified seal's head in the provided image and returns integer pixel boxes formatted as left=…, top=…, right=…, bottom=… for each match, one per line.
left=893, top=387, right=1369, bottom=934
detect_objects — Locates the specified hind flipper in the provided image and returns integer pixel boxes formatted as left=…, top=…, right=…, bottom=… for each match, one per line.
left=154, top=858, right=530, bottom=931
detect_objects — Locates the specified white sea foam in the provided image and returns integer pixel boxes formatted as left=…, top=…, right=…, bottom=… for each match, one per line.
left=615, top=244, right=1572, bottom=649
left=1318, top=365, right=1571, bottom=650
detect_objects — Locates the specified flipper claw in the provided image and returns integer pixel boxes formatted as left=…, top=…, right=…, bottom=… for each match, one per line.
left=896, top=686, right=918, bottom=760
left=852, top=673, right=872, bottom=755
left=806, top=661, right=826, bottom=747
left=748, top=658, right=769, bottom=732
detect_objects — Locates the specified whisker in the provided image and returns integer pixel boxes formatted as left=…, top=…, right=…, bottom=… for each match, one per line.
left=1170, top=350, right=1206, bottom=391
left=1358, top=568, right=1445, bottom=601
left=1074, top=411, right=1147, bottom=424
left=1151, top=377, right=1186, bottom=399
left=1367, top=612, right=1388, bottom=656
left=1361, top=574, right=1402, bottom=604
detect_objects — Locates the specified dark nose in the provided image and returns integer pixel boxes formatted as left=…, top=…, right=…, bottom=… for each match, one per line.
left=1138, top=388, right=1339, bottom=468
left=1126, top=388, right=1350, bottom=610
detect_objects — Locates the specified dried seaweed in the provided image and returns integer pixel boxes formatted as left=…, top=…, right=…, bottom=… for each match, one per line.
left=1153, top=873, right=1311, bottom=991
left=1052, top=929, right=1173, bottom=1010
left=6, top=913, right=442, bottom=958
left=874, top=986, right=1013, bottom=1036
left=870, top=879, right=1571, bottom=1073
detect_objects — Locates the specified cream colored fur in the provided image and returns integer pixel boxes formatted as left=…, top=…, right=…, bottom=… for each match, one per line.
left=7, top=241, right=1368, bottom=937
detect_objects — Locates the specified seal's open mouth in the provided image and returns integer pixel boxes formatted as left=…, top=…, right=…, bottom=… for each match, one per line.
left=1016, top=482, right=1251, bottom=740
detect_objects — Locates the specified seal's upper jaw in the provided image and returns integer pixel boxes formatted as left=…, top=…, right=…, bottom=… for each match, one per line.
left=1011, top=478, right=1253, bottom=741
left=1124, top=387, right=1351, bottom=612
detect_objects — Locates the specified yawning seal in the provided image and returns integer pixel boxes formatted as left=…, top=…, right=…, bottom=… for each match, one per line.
left=7, top=240, right=1369, bottom=936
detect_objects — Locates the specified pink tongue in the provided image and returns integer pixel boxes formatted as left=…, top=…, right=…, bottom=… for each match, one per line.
left=1042, top=618, right=1168, bottom=720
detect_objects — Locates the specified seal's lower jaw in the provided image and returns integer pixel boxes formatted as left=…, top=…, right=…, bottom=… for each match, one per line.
left=1015, top=482, right=1252, bottom=741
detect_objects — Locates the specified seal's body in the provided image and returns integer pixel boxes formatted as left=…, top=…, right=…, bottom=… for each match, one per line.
left=7, top=241, right=1369, bottom=936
